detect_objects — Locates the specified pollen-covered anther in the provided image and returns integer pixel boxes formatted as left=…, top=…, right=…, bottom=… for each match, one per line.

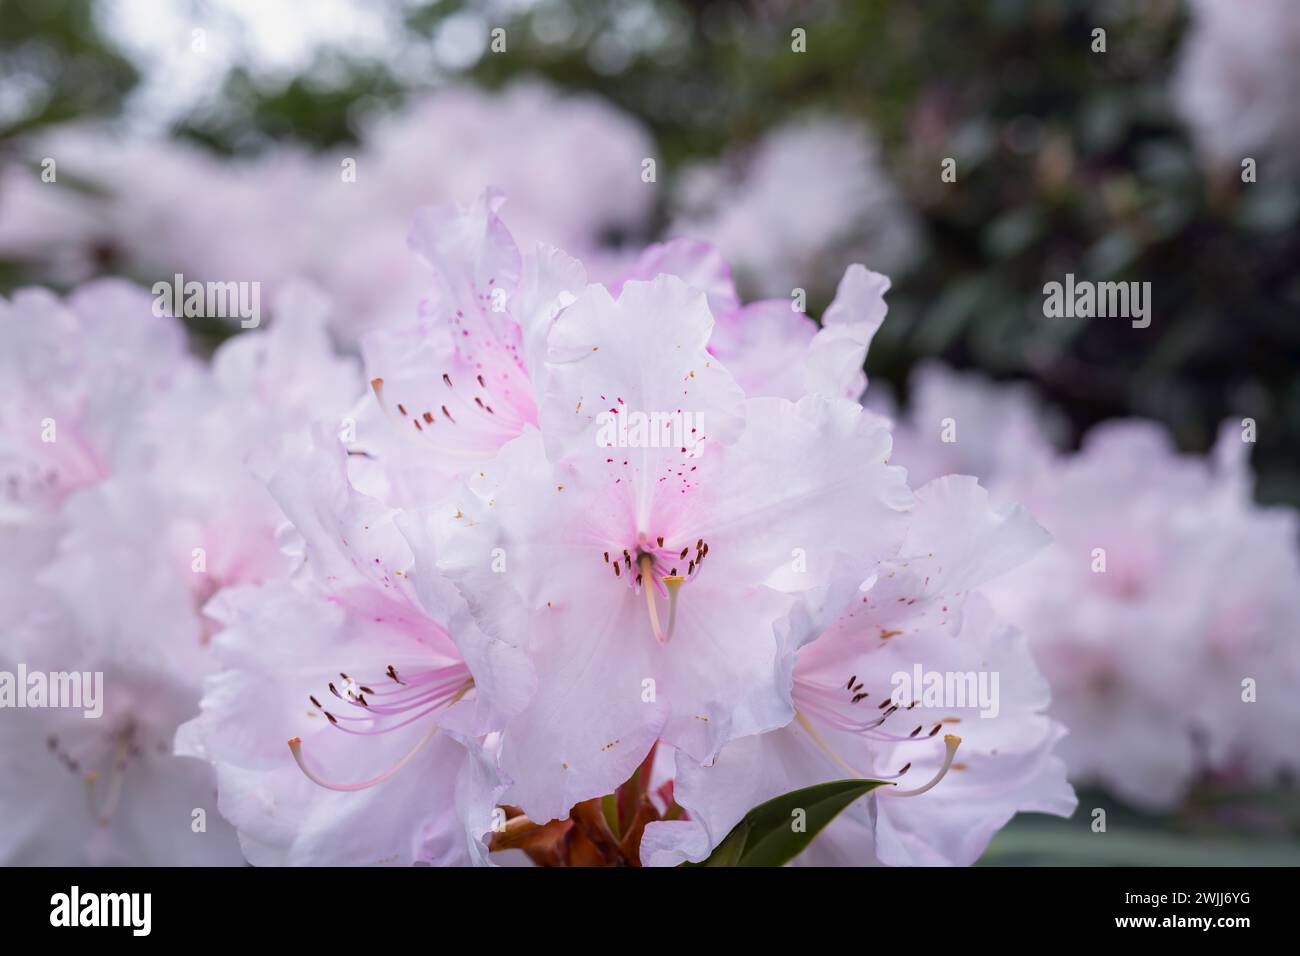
left=289, top=666, right=473, bottom=791
left=369, top=376, right=494, bottom=459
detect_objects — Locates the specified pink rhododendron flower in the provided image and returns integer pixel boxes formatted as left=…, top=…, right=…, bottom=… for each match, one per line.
left=671, top=115, right=920, bottom=298
left=176, top=429, right=524, bottom=865
left=872, top=361, right=1064, bottom=490
left=354, top=190, right=889, bottom=509
left=0, top=279, right=359, bottom=864
left=1174, top=0, right=1300, bottom=179
left=0, top=83, right=655, bottom=339
left=360, top=84, right=655, bottom=262
left=611, top=238, right=892, bottom=403
left=0, top=281, right=221, bottom=863
left=419, top=267, right=925, bottom=823
left=167, top=190, right=1075, bottom=866
left=4, top=189, right=1084, bottom=868
left=351, top=189, right=587, bottom=507
left=0, top=162, right=106, bottom=286
left=0, top=280, right=193, bottom=631
left=0, top=613, right=246, bottom=865
left=984, top=420, right=1300, bottom=810
left=641, top=476, right=1075, bottom=866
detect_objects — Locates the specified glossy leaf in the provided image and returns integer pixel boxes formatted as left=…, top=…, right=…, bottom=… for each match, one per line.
left=690, top=778, right=890, bottom=867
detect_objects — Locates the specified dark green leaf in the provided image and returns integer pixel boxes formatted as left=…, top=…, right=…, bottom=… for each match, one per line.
left=690, top=778, right=890, bottom=867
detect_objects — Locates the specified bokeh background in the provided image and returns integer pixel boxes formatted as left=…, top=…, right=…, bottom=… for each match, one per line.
left=2, top=0, right=1298, bottom=864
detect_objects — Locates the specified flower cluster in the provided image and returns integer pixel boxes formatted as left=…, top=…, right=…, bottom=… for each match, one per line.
left=2, top=191, right=1075, bottom=866
left=0, top=83, right=656, bottom=340
left=0, top=279, right=357, bottom=863
left=884, top=363, right=1300, bottom=810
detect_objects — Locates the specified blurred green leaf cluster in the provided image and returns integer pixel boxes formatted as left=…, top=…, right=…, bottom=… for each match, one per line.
left=0, top=0, right=137, bottom=138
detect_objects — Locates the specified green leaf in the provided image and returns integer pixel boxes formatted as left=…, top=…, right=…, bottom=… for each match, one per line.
left=980, top=822, right=1300, bottom=867
left=701, top=821, right=750, bottom=867
left=689, top=778, right=890, bottom=867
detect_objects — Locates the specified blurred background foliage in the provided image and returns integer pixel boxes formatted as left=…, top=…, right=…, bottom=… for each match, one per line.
left=0, top=0, right=138, bottom=136
left=2, top=0, right=1298, bottom=864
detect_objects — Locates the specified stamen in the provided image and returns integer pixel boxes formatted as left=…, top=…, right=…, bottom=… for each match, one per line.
left=639, top=554, right=667, bottom=643
left=369, top=378, right=494, bottom=460
left=288, top=674, right=472, bottom=791
left=882, top=735, right=961, bottom=798
left=288, top=723, right=441, bottom=793
left=638, top=554, right=685, bottom=644
left=83, top=731, right=131, bottom=826
left=662, top=575, right=684, bottom=641
left=794, top=707, right=962, bottom=800
left=795, top=710, right=879, bottom=780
